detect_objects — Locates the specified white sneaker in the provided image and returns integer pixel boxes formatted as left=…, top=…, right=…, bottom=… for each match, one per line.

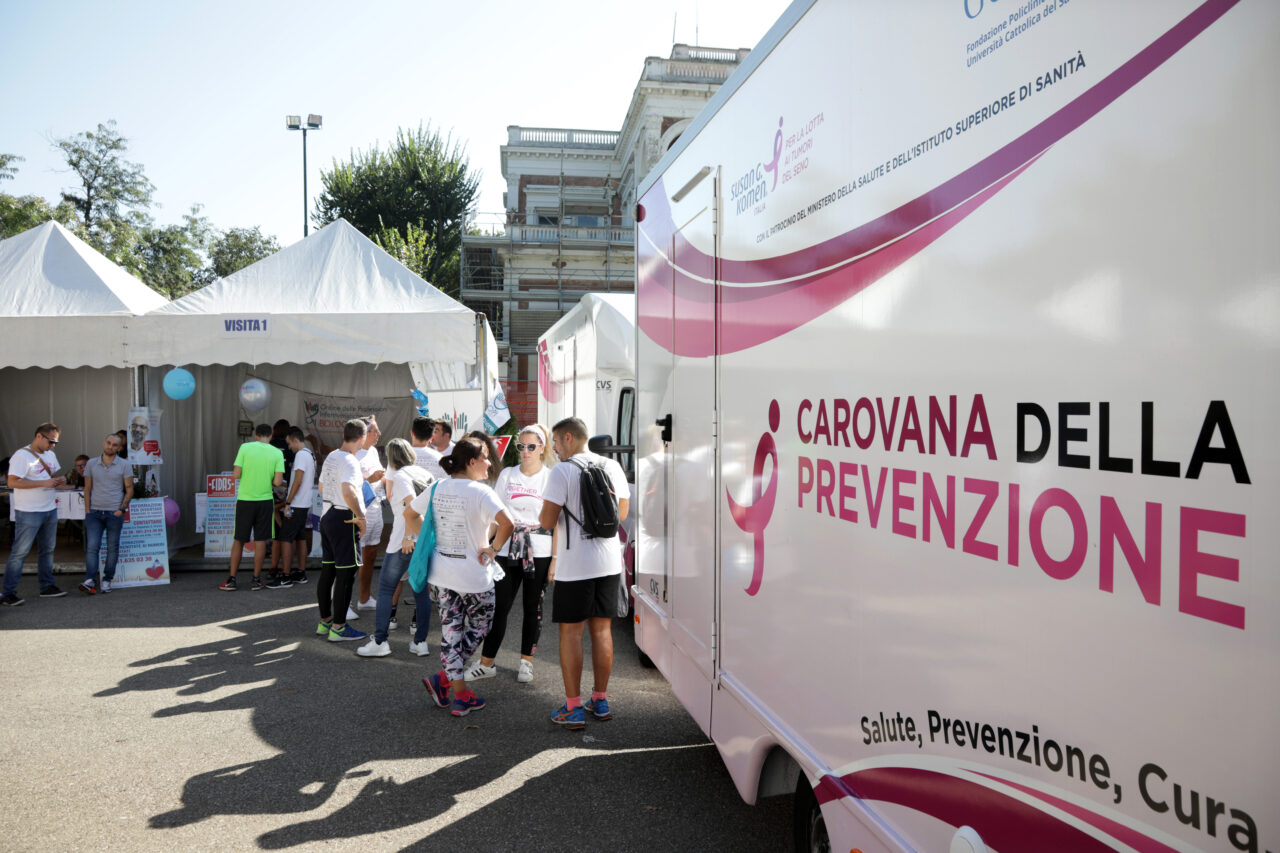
left=465, top=661, right=497, bottom=681
left=100, top=580, right=112, bottom=593
left=517, top=659, right=534, bottom=683
left=388, top=616, right=398, bottom=630
left=356, top=639, right=390, bottom=657
left=408, top=640, right=431, bottom=657
left=346, top=605, right=360, bottom=621
left=357, top=596, right=377, bottom=610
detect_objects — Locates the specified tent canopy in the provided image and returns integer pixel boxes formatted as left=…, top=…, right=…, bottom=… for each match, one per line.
left=127, top=219, right=481, bottom=373
left=0, top=221, right=167, bottom=369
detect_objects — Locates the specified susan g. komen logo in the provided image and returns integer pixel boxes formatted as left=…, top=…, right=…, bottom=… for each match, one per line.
left=727, top=399, right=780, bottom=596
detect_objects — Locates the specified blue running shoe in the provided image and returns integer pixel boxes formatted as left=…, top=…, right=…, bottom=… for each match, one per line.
left=327, top=624, right=366, bottom=642
left=423, top=673, right=450, bottom=708
left=315, top=620, right=332, bottom=636
left=451, top=694, right=486, bottom=717
left=550, top=703, right=586, bottom=730
left=584, top=697, right=612, bottom=720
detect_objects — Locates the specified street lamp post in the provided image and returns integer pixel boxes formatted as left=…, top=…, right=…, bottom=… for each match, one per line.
left=285, top=114, right=322, bottom=237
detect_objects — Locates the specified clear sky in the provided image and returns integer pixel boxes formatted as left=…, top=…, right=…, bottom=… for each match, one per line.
left=0, top=0, right=793, bottom=249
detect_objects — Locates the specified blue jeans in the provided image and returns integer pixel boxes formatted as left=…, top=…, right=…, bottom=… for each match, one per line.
left=84, top=510, right=125, bottom=582
left=374, top=549, right=431, bottom=645
left=4, top=508, right=58, bottom=595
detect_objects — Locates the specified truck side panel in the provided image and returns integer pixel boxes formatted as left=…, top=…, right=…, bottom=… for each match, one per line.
left=637, top=0, right=1279, bottom=850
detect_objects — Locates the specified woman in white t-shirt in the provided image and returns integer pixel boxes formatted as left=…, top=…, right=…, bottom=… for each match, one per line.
left=405, top=437, right=513, bottom=717
left=464, top=424, right=556, bottom=685
left=357, top=439, right=433, bottom=659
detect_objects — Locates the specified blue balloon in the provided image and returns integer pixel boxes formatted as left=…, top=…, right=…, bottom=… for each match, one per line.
left=163, top=367, right=196, bottom=401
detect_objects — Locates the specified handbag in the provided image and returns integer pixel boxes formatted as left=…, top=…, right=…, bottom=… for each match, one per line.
left=407, top=482, right=438, bottom=594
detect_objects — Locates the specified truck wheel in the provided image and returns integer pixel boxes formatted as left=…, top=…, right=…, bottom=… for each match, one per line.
left=638, top=649, right=656, bottom=668
left=793, top=777, right=830, bottom=853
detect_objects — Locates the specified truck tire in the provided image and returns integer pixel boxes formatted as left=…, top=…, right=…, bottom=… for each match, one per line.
left=793, top=777, right=830, bottom=853
left=638, top=649, right=656, bottom=668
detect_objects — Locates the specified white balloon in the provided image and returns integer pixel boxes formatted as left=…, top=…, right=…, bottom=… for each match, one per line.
left=239, top=378, right=271, bottom=412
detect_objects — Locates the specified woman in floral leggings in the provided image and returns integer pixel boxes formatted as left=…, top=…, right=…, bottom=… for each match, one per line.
left=404, top=437, right=513, bottom=717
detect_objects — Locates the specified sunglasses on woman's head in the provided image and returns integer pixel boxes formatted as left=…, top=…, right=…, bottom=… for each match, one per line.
left=515, top=443, right=541, bottom=452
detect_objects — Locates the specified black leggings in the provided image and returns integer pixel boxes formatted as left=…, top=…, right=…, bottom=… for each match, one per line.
left=318, top=508, right=360, bottom=623
left=481, top=555, right=551, bottom=658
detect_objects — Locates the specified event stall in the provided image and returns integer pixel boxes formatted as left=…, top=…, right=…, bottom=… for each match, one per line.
left=2, top=218, right=497, bottom=552
left=125, top=219, right=498, bottom=548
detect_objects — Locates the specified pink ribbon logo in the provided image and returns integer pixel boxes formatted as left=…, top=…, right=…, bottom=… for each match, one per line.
left=762, top=116, right=784, bottom=190
left=727, top=400, right=780, bottom=596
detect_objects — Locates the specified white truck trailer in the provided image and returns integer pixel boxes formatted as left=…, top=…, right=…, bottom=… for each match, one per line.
left=537, top=292, right=637, bottom=463
left=633, top=1, right=1278, bottom=851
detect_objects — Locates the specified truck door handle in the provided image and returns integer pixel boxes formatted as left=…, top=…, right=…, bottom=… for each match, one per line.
left=656, top=414, right=673, bottom=443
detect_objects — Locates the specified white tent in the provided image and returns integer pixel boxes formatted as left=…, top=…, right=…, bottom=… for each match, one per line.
left=0, top=221, right=166, bottom=369
left=128, top=218, right=485, bottom=380
left=123, top=219, right=497, bottom=549
left=3, top=218, right=497, bottom=552
left=0, top=222, right=165, bottom=474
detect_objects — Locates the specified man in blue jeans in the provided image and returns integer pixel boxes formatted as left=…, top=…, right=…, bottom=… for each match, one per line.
left=3, top=423, right=68, bottom=605
left=79, top=433, right=134, bottom=595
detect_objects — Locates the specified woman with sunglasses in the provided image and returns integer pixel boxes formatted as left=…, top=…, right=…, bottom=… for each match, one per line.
left=464, top=424, right=556, bottom=684
left=407, top=437, right=514, bottom=717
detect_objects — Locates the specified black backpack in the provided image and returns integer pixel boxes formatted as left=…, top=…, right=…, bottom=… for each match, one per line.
left=561, top=456, right=619, bottom=548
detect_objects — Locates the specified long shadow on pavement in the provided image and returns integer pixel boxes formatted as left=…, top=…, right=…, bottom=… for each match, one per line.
left=88, top=577, right=790, bottom=850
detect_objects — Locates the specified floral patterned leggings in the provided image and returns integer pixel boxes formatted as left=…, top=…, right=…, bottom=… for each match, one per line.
left=436, top=587, right=496, bottom=682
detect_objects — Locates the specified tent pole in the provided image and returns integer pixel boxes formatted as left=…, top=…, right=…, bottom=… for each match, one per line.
left=476, top=313, right=488, bottom=411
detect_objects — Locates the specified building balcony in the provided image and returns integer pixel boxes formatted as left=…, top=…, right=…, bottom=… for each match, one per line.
left=463, top=212, right=635, bottom=247
left=506, top=126, right=620, bottom=149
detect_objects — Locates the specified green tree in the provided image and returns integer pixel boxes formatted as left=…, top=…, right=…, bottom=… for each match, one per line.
left=199, top=226, right=280, bottom=284
left=54, top=121, right=154, bottom=235
left=314, top=123, right=479, bottom=292
left=0, top=154, right=80, bottom=238
left=0, top=153, right=20, bottom=182
left=136, top=206, right=212, bottom=299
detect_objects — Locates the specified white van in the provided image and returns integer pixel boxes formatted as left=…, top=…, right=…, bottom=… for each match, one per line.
left=633, top=1, right=1278, bottom=851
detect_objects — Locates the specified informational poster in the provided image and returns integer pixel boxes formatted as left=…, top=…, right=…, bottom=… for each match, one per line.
left=105, top=497, right=170, bottom=588
left=300, top=395, right=402, bottom=452
left=127, top=407, right=164, bottom=466
left=204, top=473, right=237, bottom=558
left=194, top=492, right=206, bottom=532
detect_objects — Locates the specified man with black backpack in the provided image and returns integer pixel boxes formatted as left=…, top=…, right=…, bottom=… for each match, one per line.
left=539, top=417, right=630, bottom=731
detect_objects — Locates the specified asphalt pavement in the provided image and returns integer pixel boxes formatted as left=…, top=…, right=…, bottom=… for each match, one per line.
left=0, top=570, right=793, bottom=852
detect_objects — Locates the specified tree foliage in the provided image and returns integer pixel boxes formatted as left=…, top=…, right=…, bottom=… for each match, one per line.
left=314, top=123, right=479, bottom=292
left=203, top=226, right=280, bottom=282
left=54, top=121, right=154, bottom=236
left=4, top=123, right=282, bottom=301
left=0, top=155, right=79, bottom=238
left=137, top=206, right=213, bottom=300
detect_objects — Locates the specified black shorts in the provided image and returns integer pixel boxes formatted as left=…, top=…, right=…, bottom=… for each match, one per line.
left=234, top=499, right=275, bottom=542
left=320, top=507, right=361, bottom=570
left=552, top=572, right=621, bottom=623
left=275, top=506, right=309, bottom=542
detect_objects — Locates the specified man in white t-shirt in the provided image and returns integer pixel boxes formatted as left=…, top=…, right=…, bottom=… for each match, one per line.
left=4, top=423, right=69, bottom=605
left=539, top=417, right=630, bottom=730
left=269, top=427, right=315, bottom=588
left=315, top=419, right=369, bottom=642
left=430, top=420, right=456, bottom=457
left=410, top=416, right=447, bottom=480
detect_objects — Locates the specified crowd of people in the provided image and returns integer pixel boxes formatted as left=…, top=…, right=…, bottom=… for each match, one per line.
left=5, top=413, right=631, bottom=729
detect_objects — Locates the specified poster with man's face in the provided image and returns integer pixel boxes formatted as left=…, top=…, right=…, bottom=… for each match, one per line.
left=128, top=407, right=164, bottom=466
